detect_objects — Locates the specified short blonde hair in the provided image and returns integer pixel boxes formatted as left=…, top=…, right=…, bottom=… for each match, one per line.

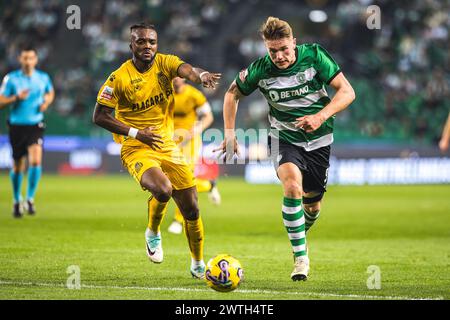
left=259, top=16, right=293, bottom=40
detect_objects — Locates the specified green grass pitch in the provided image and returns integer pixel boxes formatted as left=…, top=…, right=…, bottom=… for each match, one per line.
left=0, top=175, right=449, bottom=300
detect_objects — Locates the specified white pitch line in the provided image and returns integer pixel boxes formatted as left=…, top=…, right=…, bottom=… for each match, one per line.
left=0, top=280, right=443, bottom=300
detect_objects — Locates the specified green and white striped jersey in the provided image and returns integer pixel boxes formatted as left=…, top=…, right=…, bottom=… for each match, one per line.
left=235, top=43, right=341, bottom=151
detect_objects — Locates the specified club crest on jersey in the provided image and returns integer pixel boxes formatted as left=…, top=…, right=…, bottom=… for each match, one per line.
left=239, top=68, right=248, bottom=82
left=100, top=86, right=114, bottom=100
left=296, top=68, right=317, bottom=85
left=296, top=73, right=306, bottom=85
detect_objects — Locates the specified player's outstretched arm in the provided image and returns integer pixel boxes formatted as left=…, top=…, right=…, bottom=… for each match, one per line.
left=295, top=72, right=355, bottom=133
left=213, top=80, right=243, bottom=159
left=177, top=63, right=221, bottom=89
left=93, top=103, right=163, bottom=150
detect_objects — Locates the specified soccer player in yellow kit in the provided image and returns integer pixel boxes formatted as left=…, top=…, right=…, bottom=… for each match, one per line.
left=93, top=23, right=220, bottom=279
left=167, top=77, right=221, bottom=235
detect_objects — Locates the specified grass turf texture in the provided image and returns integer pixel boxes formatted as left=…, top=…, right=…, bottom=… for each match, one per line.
left=0, top=175, right=449, bottom=300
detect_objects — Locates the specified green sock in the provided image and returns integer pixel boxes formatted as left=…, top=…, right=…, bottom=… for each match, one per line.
left=282, top=197, right=307, bottom=257
left=304, top=210, right=320, bottom=232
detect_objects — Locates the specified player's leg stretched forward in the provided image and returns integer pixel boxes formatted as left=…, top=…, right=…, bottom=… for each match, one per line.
left=171, top=186, right=205, bottom=279
left=277, top=162, right=310, bottom=281
left=141, top=167, right=172, bottom=264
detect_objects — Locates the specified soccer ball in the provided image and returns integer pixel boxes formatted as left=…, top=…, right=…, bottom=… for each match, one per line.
left=205, top=254, right=243, bottom=292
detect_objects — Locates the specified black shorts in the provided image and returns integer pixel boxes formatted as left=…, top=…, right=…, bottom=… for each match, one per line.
left=8, top=122, right=45, bottom=160
left=268, top=137, right=330, bottom=194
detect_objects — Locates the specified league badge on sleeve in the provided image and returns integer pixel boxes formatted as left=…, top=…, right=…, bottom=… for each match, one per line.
left=239, top=68, right=248, bottom=83
left=100, top=86, right=114, bottom=100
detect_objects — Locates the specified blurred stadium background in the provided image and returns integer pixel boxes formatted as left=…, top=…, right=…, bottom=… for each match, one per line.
left=0, top=0, right=449, bottom=184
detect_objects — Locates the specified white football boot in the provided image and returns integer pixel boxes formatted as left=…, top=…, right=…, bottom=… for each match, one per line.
left=168, top=220, right=183, bottom=235
left=145, top=228, right=163, bottom=263
left=291, top=255, right=309, bottom=281
left=190, top=259, right=206, bottom=279
left=208, top=185, right=221, bottom=205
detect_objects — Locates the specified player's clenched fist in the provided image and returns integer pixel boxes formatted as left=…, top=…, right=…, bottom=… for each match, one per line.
left=136, top=126, right=164, bottom=150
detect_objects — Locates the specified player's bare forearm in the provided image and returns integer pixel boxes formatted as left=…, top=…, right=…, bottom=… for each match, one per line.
left=93, top=103, right=131, bottom=136
left=40, top=90, right=55, bottom=112
left=439, top=113, right=450, bottom=152
left=441, top=113, right=450, bottom=140
left=213, top=81, right=242, bottom=157
left=93, top=103, right=163, bottom=149
left=223, top=81, right=243, bottom=136
left=1, top=89, right=29, bottom=108
left=179, top=64, right=204, bottom=84
left=45, top=90, right=55, bottom=105
left=317, top=73, right=355, bottom=121
left=199, top=112, right=214, bottom=132
left=177, top=63, right=221, bottom=89
left=0, top=95, right=17, bottom=108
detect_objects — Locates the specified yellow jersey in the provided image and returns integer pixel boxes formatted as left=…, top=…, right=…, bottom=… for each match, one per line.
left=96, top=53, right=184, bottom=144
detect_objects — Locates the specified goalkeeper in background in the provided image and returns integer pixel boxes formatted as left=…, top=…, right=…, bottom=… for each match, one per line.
left=168, top=77, right=221, bottom=235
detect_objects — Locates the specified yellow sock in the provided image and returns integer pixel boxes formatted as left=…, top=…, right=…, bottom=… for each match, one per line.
left=196, top=179, right=212, bottom=193
left=183, top=217, right=204, bottom=261
left=148, top=197, right=168, bottom=233
left=174, top=206, right=184, bottom=223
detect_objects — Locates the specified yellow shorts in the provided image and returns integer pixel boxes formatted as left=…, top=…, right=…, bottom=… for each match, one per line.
left=121, top=137, right=196, bottom=191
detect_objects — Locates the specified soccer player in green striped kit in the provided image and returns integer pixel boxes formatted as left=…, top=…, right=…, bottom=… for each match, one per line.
left=216, top=17, right=355, bottom=281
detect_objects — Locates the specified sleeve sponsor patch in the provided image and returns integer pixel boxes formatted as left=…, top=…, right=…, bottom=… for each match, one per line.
left=239, top=68, right=248, bottom=83
left=100, top=86, right=114, bottom=100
